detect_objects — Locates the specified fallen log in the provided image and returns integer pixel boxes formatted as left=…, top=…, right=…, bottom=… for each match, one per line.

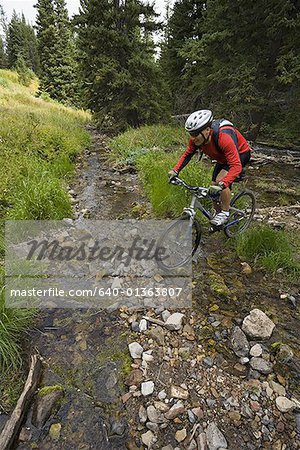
left=0, top=354, right=42, bottom=450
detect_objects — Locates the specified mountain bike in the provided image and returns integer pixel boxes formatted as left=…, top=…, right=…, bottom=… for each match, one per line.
left=156, top=176, right=256, bottom=270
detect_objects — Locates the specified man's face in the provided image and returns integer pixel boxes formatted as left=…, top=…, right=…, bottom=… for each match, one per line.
left=190, top=127, right=211, bottom=146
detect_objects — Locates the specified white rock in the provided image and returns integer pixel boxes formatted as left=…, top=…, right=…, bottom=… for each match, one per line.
left=143, top=353, right=154, bottom=362
left=162, top=446, right=173, bottom=450
left=250, top=344, right=263, bottom=357
left=141, top=430, right=156, bottom=448
left=128, top=342, right=143, bottom=359
left=141, top=381, right=155, bottom=396
left=158, top=389, right=167, bottom=400
left=206, top=422, right=228, bottom=450
left=139, top=319, right=148, bottom=332
left=197, top=433, right=207, bottom=450
left=242, top=309, right=275, bottom=339
left=111, top=277, right=122, bottom=289
left=275, top=396, right=295, bottom=413
left=165, top=313, right=185, bottom=331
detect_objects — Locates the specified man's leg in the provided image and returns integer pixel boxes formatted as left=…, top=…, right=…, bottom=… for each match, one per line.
left=216, top=169, right=231, bottom=211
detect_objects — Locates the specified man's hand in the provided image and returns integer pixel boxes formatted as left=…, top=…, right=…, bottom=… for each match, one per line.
left=168, top=169, right=178, bottom=182
left=209, top=182, right=225, bottom=195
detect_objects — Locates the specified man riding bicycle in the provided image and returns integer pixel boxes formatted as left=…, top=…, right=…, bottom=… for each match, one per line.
left=168, top=109, right=251, bottom=227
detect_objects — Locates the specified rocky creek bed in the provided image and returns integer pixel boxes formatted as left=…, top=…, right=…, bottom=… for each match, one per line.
left=1, top=127, right=299, bottom=450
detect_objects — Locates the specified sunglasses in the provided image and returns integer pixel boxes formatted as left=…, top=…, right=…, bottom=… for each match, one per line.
left=189, top=130, right=203, bottom=137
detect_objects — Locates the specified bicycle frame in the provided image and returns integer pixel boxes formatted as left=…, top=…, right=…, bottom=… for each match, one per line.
left=172, top=178, right=247, bottom=229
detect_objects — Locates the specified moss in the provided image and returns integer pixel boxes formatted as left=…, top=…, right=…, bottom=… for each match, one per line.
left=208, top=271, right=230, bottom=297
left=38, top=384, right=64, bottom=397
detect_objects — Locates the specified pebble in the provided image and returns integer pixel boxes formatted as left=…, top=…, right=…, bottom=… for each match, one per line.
left=242, top=309, right=275, bottom=339
left=146, top=422, right=159, bottom=432
left=249, top=357, right=273, bottom=374
left=131, top=322, right=140, bottom=332
left=141, top=430, right=156, bottom=448
left=170, top=385, right=189, bottom=400
left=295, top=413, right=300, bottom=435
left=206, top=422, right=228, bottom=449
left=162, top=446, right=173, bottom=450
left=231, top=326, right=250, bottom=357
left=128, top=342, right=143, bottom=359
left=141, top=381, right=154, bottom=396
left=250, top=344, right=263, bottom=357
left=269, top=381, right=286, bottom=396
left=197, top=433, right=207, bottom=450
left=161, top=310, right=171, bottom=322
left=175, top=428, right=187, bottom=442
left=165, top=313, right=185, bottom=331
left=188, top=409, right=196, bottom=424
left=276, top=396, right=295, bottom=413
left=146, top=405, right=164, bottom=423
left=139, top=405, right=147, bottom=423
left=158, top=389, right=167, bottom=400
left=49, top=423, right=61, bottom=441
left=277, top=345, right=294, bottom=363
left=240, top=357, right=250, bottom=365
left=139, top=319, right=147, bottom=332
left=148, top=326, right=165, bottom=346
left=164, top=401, right=185, bottom=420
left=203, top=357, right=214, bottom=368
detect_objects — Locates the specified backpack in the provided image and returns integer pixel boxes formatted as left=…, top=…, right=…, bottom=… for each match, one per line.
left=211, top=119, right=238, bottom=152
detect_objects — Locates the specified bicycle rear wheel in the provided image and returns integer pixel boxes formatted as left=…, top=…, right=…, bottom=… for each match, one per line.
left=156, top=214, right=201, bottom=270
left=224, top=190, right=256, bottom=238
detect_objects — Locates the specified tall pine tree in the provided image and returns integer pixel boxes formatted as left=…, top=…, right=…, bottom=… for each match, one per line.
left=160, top=0, right=205, bottom=113
left=75, top=0, right=169, bottom=130
left=179, top=0, right=300, bottom=140
left=35, top=0, right=78, bottom=104
left=6, top=11, right=39, bottom=72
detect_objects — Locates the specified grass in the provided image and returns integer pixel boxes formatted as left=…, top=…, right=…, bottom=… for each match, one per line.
left=0, top=70, right=91, bottom=381
left=109, top=124, right=187, bottom=165
left=109, top=124, right=212, bottom=217
left=235, top=225, right=300, bottom=280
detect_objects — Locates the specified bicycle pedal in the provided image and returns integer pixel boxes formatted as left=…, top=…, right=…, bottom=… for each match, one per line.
left=209, top=225, right=222, bottom=233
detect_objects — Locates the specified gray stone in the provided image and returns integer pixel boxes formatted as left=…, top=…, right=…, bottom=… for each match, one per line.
left=131, top=321, right=140, bottom=332
left=188, top=409, right=196, bottom=424
left=206, top=422, right=228, bottom=450
left=250, top=357, right=273, bottom=374
left=139, top=405, right=147, bottom=423
left=128, top=342, right=143, bottom=359
left=240, top=357, right=250, bottom=365
left=146, top=405, right=164, bottom=423
left=146, top=422, right=159, bottom=432
left=242, top=309, right=275, bottom=339
left=203, top=357, right=214, bottom=368
left=165, top=313, right=185, bottom=330
left=250, top=344, right=263, bottom=357
left=162, top=446, right=173, bottom=450
left=111, top=420, right=126, bottom=436
left=231, top=326, right=249, bottom=357
left=141, top=381, right=154, bottom=396
left=295, top=413, right=300, bottom=435
left=158, top=389, right=167, bottom=400
left=161, top=310, right=171, bottom=322
left=187, top=439, right=197, bottom=450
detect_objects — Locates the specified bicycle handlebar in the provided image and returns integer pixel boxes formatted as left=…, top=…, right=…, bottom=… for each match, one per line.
left=170, top=176, right=209, bottom=197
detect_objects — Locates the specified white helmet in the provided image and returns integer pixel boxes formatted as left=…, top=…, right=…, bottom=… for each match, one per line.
left=185, top=109, right=213, bottom=135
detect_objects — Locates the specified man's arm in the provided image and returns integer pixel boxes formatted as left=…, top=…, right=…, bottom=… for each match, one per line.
left=218, top=133, right=242, bottom=187
left=173, top=139, right=197, bottom=173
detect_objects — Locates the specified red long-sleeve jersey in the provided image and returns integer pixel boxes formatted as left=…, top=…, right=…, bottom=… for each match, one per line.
left=173, top=126, right=250, bottom=188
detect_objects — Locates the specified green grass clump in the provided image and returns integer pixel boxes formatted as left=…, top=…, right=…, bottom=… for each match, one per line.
left=0, top=70, right=91, bottom=374
left=109, top=124, right=187, bottom=165
left=136, top=150, right=212, bottom=217
left=236, top=225, right=300, bottom=279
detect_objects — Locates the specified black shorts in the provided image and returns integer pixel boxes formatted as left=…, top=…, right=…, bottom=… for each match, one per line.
left=212, top=150, right=251, bottom=184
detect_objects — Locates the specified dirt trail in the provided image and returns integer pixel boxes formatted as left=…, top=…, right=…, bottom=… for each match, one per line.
left=14, top=128, right=300, bottom=450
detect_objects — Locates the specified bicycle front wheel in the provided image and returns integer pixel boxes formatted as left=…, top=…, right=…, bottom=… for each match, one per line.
left=224, top=190, right=256, bottom=238
left=156, top=214, right=201, bottom=270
